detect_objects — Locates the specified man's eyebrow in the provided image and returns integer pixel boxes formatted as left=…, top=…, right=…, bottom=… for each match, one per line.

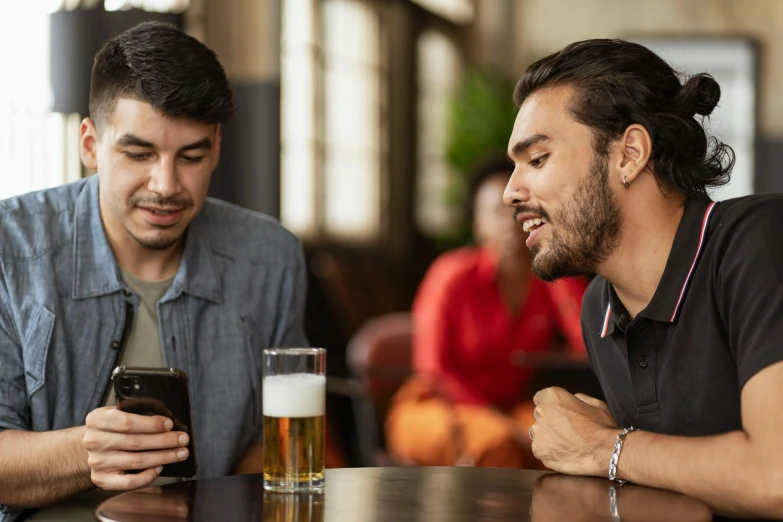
left=115, top=135, right=213, bottom=153
left=179, top=138, right=213, bottom=153
left=508, top=134, right=552, bottom=159
left=116, top=134, right=154, bottom=148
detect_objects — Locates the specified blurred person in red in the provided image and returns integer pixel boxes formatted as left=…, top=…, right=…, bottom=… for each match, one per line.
left=385, top=156, right=587, bottom=468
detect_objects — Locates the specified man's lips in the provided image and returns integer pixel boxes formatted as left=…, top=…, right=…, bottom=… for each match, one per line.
left=513, top=210, right=550, bottom=249
left=526, top=223, right=546, bottom=249
left=514, top=211, right=545, bottom=225
left=137, top=206, right=185, bottom=226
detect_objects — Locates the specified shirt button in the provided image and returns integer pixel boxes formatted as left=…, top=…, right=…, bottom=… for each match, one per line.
left=638, top=357, right=649, bottom=369
left=111, top=341, right=121, bottom=350
left=122, top=289, right=132, bottom=297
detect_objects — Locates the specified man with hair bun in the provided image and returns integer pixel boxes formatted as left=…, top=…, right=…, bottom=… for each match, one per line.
left=507, top=39, right=783, bottom=519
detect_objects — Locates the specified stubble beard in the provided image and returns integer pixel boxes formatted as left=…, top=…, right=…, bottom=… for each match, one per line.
left=530, top=152, right=622, bottom=282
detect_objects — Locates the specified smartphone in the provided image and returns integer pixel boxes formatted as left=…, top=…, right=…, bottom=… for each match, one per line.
left=112, top=366, right=198, bottom=478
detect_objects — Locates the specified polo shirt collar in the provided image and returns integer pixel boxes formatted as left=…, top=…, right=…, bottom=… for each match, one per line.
left=600, top=196, right=717, bottom=338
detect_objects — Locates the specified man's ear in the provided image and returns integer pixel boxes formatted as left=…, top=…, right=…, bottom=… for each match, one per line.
left=614, top=123, right=652, bottom=187
left=80, top=117, right=99, bottom=172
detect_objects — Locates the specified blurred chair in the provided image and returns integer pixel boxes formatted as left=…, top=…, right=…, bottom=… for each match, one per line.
left=345, top=312, right=414, bottom=466
left=325, top=417, right=348, bottom=468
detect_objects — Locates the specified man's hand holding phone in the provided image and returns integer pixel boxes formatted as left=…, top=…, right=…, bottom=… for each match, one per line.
left=82, top=407, right=190, bottom=490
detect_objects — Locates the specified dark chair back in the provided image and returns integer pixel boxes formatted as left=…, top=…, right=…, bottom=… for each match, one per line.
left=346, top=312, right=413, bottom=466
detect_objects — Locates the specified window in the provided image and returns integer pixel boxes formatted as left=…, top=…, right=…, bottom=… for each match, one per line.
left=415, top=29, right=462, bottom=236
left=103, top=0, right=189, bottom=11
left=281, top=0, right=384, bottom=242
left=280, top=0, right=319, bottom=237
left=0, top=1, right=81, bottom=200
left=409, top=0, right=474, bottom=25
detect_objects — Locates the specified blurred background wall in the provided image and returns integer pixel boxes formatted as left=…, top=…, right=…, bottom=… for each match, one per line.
left=197, top=0, right=282, bottom=217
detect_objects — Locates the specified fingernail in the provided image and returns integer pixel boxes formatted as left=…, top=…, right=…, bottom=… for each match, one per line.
left=156, top=466, right=163, bottom=474
left=177, top=449, right=188, bottom=459
left=164, top=419, right=174, bottom=430
left=178, top=434, right=189, bottom=445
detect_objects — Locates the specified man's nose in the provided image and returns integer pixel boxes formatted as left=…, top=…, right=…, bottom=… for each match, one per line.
left=503, top=169, right=530, bottom=207
left=148, top=158, right=181, bottom=197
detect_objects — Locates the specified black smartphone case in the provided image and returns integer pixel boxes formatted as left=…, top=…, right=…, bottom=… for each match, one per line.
left=112, top=366, right=198, bottom=478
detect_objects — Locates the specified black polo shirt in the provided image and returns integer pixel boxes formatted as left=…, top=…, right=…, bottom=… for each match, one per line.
left=581, top=194, right=783, bottom=436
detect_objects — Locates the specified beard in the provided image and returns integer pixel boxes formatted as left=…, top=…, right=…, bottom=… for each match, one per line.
left=130, top=230, right=181, bottom=251
left=526, top=152, right=622, bottom=282
left=127, top=194, right=193, bottom=251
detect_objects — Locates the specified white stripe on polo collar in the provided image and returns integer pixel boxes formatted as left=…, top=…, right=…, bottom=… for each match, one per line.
left=600, top=303, right=612, bottom=338
left=599, top=201, right=717, bottom=337
left=670, top=201, right=717, bottom=322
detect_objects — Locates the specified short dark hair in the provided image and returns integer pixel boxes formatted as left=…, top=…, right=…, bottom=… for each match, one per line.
left=513, top=39, right=734, bottom=198
left=89, top=21, right=235, bottom=130
left=466, top=155, right=515, bottom=221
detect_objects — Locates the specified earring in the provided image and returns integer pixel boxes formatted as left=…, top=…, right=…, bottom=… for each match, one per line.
left=622, top=175, right=630, bottom=189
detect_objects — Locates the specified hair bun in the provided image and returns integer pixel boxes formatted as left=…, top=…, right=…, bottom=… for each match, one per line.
left=676, top=73, right=721, bottom=117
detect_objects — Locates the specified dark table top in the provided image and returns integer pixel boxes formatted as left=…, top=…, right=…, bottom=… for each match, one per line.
left=95, top=466, right=714, bottom=522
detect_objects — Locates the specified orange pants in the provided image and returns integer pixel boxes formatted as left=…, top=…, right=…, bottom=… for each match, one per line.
left=385, top=378, right=540, bottom=468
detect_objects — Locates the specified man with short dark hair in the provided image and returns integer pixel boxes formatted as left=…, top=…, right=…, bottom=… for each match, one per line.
left=0, top=22, right=307, bottom=521
left=506, top=39, right=783, bottom=519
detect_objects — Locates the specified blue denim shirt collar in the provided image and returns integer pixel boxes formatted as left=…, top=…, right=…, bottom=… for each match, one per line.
left=71, top=175, right=223, bottom=304
left=171, top=213, right=224, bottom=304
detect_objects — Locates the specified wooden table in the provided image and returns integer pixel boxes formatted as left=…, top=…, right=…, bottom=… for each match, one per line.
left=95, top=467, right=714, bottom=521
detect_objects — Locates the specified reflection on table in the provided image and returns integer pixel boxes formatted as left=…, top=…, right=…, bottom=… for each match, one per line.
left=96, top=467, right=713, bottom=522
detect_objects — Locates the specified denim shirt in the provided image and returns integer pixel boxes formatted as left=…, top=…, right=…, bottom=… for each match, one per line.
left=0, top=176, right=308, bottom=521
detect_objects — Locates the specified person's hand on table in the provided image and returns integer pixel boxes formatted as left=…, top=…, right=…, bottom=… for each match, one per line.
left=528, top=387, right=617, bottom=476
left=83, top=406, right=190, bottom=490
left=531, top=473, right=712, bottom=522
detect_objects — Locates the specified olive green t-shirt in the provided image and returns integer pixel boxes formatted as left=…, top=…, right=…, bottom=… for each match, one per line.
left=103, top=269, right=173, bottom=407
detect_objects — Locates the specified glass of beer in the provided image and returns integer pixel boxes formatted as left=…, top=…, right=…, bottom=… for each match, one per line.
left=263, top=348, right=326, bottom=493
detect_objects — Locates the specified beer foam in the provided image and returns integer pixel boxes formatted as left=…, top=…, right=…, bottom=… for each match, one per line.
left=263, top=373, right=326, bottom=418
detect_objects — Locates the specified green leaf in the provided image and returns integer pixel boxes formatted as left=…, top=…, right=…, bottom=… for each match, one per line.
left=428, top=69, right=516, bottom=249
left=445, top=69, right=517, bottom=173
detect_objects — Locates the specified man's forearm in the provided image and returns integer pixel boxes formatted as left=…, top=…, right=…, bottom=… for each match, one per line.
left=618, top=429, right=781, bottom=519
left=0, top=427, right=94, bottom=509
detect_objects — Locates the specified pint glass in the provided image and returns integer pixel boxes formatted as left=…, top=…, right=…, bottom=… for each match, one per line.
left=263, top=348, right=326, bottom=492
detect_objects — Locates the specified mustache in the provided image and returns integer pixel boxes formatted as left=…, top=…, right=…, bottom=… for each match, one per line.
left=129, top=195, right=194, bottom=209
left=512, top=204, right=551, bottom=223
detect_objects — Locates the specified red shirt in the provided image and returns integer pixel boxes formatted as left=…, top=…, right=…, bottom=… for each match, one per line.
left=413, top=247, right=587, bottom=407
